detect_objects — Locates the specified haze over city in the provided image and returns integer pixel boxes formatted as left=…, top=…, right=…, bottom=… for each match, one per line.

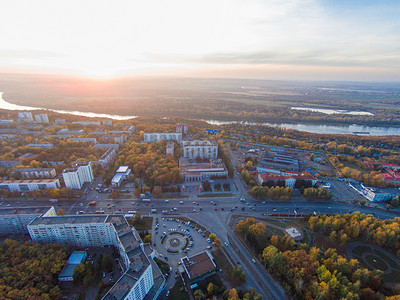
left=1, top=0, right=400, bottom=81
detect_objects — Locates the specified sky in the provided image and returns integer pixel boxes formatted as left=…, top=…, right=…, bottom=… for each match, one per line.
left=0, top=0, right=399, bottom=81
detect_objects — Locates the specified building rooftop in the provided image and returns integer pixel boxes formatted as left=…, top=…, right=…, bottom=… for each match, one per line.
left=181, top=251, right=217, bottom=280
left=0, top=179, right=59, bottom=184
left=68, top=251, right=87, bottom=264
left=0, top=206, right=53, bottom=216
left=116, top=166, right=129, bottom=173
left=29, top=215, right=108, bottom=226
left=181, top=140, right=216, bottom=146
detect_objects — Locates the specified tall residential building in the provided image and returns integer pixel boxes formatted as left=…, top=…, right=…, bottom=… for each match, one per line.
left=62, top=161, right=94, bottom=189
left=34, top=113, right=49, bottom=123
left=18, top=112, right=34, bottom=122
left=182, top=140, right=218, bottom=159
left=27, top=214, right=165, bottom=300
left=144, top=132, right=182, bottom=143
left=176, top=124, right=188, bottom=134
left=0, top=207, right=55, bottom=236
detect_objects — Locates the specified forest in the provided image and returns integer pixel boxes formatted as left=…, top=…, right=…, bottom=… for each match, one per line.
left=236, top=217, right=400, bottom=299
left=0, top=239, right=69, bottom=299
left=308, top=213, right=400, bottom=258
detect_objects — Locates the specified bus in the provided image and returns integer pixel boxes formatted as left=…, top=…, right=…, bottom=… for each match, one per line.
left=151, top=209, right=157, bottom=213
left=143, top=198, right=151, bottom=202
left=128, top=211, right=137, bottom=214
left=89, top=201, right=97, bottom=206
left=49, top=199, right=58, bottom=203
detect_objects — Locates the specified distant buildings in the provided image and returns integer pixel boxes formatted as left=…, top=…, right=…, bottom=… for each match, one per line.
left=144, top=132, right=182, bottom=143
left=181, top=251, right=218, bottom=283
left=102, top=120, right=112, bottom=126
left=0, top=179, right=61, bottom=192
left=166, top=141, right=174, bottom=156
left=204, top=129, right=219, bottom=135
left=176, top=124, right=188, bottom=134
left=12, top=167, right=56, bottom=179
left=94, top=144, right=120, bottom=151
left=62, top=161, right=94, bottom=189
left=27, top=143, right=54, bottom=148
left=181, top=140, right=218, bottom=159
left=18, top=112, right=49, bottom=123
left=179, top=158, right=228, bottom=182
left=72, top=121, right=101, bottom=126
left=57, top=128, right=84, bottom=136
left=34, top=113, right=49, bottom=123
left=69, top=137, right=97, bottom=143
left=111, top=166, right=132, bottom=187
left=18, top=112, right=34, bottom=122
left=98, top=148, right=117, bottom=168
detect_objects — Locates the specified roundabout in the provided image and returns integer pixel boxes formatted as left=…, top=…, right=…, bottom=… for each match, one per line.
left=162, top=232, right=189, bottom=253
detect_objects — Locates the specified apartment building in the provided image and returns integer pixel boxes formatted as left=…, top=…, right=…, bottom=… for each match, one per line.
left=62, top=161, right=94, bottom=189
left=0, top=179, right=61, bottom=192
left=144, top=132, right=182, bottom=143
left=181, top=140, right=218, bottom=159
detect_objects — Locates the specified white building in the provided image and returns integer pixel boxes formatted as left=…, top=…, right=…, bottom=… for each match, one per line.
left=69, top=137, right=97, bottom=143
left=18, top=112, right=34, bottom=122
left=27, top=214, right=163, bottom=300
left=112, top=166, right=132, bottom=187
left=34, top=113, right=49, bottom=123
left=182, top=140, right=218, bottom=159
left=144, top=132, right=182, bottom=143
left=0, top=179, right=60, bottom=192
left=72, top=121, right=101, bottom=126
left=166, top=141, right=174, bottom=156
left=62, top=161, right=94, bottom=189
left=98, top=148, right=117, bottom=168
left=176, top=124, right=188, bottom=134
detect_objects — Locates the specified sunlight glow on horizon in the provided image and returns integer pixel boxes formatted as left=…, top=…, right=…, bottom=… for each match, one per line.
left=0, top=0, right=400, bottom=80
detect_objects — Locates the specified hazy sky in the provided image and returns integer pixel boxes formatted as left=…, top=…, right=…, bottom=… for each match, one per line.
left=0, top=0, right=399, bottom=80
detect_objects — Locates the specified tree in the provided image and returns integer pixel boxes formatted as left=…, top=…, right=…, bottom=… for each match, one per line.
left=101, top=255, right=113, bottom=272
left=56, top=208, right=65, bottom=216
left=228, top=288, right=240, bottom=300
left=207, top=282, right=216, bottom=296
left=152, top=186, right=162, bottom=198
left=209, top=233, right=217, bottom=242
left=143, top=235, right=151, bottom=243
left=243, top=288, right=262, bottom=300
left=214, top=238, right=222, bottom=250
left=134, top=211, right=142, bottom=223
left=194, top=289, right=206, bottom=300
left=270, top=235, right=279, bottom=247
left=232, top=265, right=246, bottom=284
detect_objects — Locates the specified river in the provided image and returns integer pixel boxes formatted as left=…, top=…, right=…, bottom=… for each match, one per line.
left=1, top=92, right=399, bottom=136
left=204, top=120, right=400, bottom=136
left=0, top=92, right=137, bottom=120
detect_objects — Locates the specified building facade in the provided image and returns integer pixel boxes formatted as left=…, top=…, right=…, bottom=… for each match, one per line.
left=182, top=140, right=218, bottom=159
left=34, top=113, right=49, bottom=123
left=144, top=132, right=182, bottom=143
left=12, top=168, right=56, bottom=179
left=62, top=161, right=94, bottom=189
left=0, top=179, right=60, bottom=192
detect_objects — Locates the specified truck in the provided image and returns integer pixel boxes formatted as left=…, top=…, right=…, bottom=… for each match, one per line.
left=88, top=201, right=97, bottom=206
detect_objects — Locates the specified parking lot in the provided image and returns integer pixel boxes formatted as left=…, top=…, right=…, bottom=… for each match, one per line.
left=153, top=217, right=210, bottom=264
